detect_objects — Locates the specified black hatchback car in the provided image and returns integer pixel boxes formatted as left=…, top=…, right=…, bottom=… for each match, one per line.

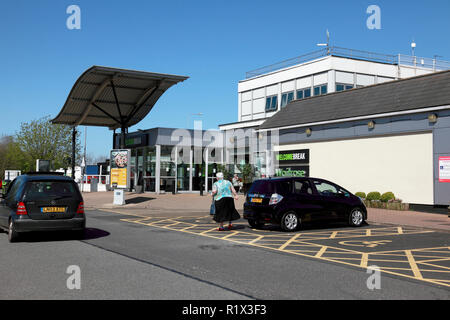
left=0, top=173, right=86, bottom=242
left=243, top=177, right=367, bottom=231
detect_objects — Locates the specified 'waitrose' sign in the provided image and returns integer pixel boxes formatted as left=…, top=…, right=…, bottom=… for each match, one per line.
left=275, top=149, right=310, bottom=178
left=276, top=166, right=309, bottom=177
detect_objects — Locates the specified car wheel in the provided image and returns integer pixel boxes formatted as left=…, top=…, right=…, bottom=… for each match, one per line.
left=281, top=211, right=300, bottom=232
left=8, top=219, right=19, bottom=243
left=248, top=220, right=264, bottom=229
left=348, top=208, right=364, bottom=227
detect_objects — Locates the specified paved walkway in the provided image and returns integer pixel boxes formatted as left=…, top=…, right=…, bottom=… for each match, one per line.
left=82, top=191, right=450, bottom=231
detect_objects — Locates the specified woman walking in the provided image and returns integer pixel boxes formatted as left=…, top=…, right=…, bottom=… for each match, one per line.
left=212, top=172, right=240, bottom=231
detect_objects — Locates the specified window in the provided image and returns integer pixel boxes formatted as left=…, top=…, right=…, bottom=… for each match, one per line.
left=248, top=180, right=275, bottom=194
left=276, top=180, right=292, bottom=195
left=5, top=178, right=21, bottom=202
left=281, top=91, right=294, bottom=108
left=23, top=181, right=77, bottom=201
left=296, top=88, right=311, bottom=100
left=314, top=84, right=327, bottom=96
left=265, top=95, right=278, bottom=112
left=336, top=83, right=354, bottom=92
left=312, top=180, right=338, bottom=196
left=294, top=180, right=313, bottom=195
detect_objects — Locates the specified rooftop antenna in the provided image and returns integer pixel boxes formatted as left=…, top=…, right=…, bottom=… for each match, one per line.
left=411, top=39, right=417, bottom=67
left=411, top=39, right=416, bottom=57
left=317, top=29, right=330, bottom=54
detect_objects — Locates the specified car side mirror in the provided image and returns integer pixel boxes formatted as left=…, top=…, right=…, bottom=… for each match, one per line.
left=338, top=191, right=350, bottom=197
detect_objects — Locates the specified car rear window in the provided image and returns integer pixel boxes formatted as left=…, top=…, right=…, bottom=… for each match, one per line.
left=248, top=180, right=292, bottom=195
left=23, top=181, right=78, bottom=201
left=248, top=180, right=275, bottom=194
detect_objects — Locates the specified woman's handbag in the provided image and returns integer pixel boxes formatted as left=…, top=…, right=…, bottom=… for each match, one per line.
left=210, top=197, right=216, bottom=215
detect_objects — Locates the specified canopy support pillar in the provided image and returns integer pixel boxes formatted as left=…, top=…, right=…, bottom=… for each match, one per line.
left=72, top=127, right=77, bottom=179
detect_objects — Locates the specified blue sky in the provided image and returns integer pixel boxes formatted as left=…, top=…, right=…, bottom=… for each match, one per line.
left=1, top=0, right=449, bottom=159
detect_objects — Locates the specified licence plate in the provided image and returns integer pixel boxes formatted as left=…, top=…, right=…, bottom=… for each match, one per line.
left=251, top=198, right=263, bottom=203
left=41, top=207, right=66, bottom=213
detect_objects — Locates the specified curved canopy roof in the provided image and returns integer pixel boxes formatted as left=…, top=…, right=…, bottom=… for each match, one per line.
left=51, top=66, right=188, bottom=129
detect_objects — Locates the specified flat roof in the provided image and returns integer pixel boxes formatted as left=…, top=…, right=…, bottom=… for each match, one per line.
left=51, top=66, right=188, bottom=129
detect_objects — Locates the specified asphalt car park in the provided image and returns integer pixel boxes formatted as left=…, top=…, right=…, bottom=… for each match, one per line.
left=117, top=212, right=450, bottom=288
left=0, top=207, right=449, bottom=300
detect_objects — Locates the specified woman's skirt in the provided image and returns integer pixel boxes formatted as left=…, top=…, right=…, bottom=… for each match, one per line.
left=213, top=197, right=241, bottom=223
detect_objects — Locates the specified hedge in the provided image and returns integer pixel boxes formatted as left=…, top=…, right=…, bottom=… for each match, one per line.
left=355, top=192, right=366, bottom=199
left=381, top=192, right=395, bottom=203
left=366, top=191, right=381, bottom=201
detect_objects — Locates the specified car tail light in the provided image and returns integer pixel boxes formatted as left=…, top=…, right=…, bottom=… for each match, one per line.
left=16, top=202, right=28, bottom=215
left=269, top=193, right=283, bottom=205
left=76, top=202, right=85, bottom=214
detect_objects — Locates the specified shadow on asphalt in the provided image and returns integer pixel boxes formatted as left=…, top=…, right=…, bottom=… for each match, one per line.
left=125, top=197, right=156, bottom=204
left=247, top=220, right=370, bottom=232
left=10, top=228, right=110, bottom=243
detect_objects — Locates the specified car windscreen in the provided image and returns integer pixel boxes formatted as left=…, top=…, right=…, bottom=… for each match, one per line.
left=23, top=181, right=78, bottom=201
left=248, top=180, right=275, bottom=194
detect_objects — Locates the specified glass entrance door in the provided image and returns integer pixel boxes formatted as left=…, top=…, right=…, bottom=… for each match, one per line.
left=144, top=147, right=156, bottom=192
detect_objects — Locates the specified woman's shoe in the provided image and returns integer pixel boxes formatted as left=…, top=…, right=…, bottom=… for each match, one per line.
left=217, top=227, right=226, bottom=231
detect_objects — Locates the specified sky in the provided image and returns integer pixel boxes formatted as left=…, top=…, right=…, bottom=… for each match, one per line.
left=1, top=0, right=449, bottom=159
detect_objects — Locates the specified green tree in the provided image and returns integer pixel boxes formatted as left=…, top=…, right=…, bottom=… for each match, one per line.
left=216, top=164, right=233, bottom=181
left=0, top=135, right=27, bottom=180
left=237, top=163, right=256, bottom=193
left=15, top=115, right=81, bottom=172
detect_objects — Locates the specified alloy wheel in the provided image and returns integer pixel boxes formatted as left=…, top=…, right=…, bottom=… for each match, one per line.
left=351, top=210, right=364, bottom=226
left=284, top=212, right=298, bottom=231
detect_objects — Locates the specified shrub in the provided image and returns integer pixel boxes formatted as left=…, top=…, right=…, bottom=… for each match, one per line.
left=381, top=192, right=395, bottom=203
left=366, top=191, right=381, bottom=201
left=355, top=192, right=366, bottom=199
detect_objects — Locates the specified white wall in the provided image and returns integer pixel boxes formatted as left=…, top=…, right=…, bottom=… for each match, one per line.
left=275, top=132, right=434, bottom=205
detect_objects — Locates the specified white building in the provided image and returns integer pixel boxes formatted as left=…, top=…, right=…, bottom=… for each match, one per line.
left=220, top=46, right=449, bottom=131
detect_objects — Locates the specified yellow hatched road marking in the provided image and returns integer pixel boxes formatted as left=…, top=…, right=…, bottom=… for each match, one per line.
left=329, top=231, right=338, bottom=239
left=417, top=261, right=450, bottom=271
left=278, top=233, right=302, bottom=250
left=179, top=225, right=198, bottom=231
left=248, top=235, right=265, bottom=244
left=405, top=250, right=423, bottom=279
left=416, top=257, right=450, bottom=264
left=315, top=246, right=328, bottom=258
left=200, top=227, right=220, bottom=234
left=164, top=221, right=183, bottom=227
left=116, top=214, right=450, bottom=288
left=361, top=253, right=369, bottom=268
left=221, top=231, right=240, bottom=240
left=418, top=269, right=450, bottom=273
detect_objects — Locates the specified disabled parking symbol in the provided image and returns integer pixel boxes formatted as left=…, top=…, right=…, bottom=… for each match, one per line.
left=339, top=240, right=392, bottom=248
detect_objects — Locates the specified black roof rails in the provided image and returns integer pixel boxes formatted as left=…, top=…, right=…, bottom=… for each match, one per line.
left=24, top=172, right=65, bottom=176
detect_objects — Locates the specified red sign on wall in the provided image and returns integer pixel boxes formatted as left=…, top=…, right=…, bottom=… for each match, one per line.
left=439, top=157, right=450, bottom=183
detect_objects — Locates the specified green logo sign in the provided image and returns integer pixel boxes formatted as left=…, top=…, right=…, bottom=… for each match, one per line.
left=275, top=167, right=308, bottom=177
